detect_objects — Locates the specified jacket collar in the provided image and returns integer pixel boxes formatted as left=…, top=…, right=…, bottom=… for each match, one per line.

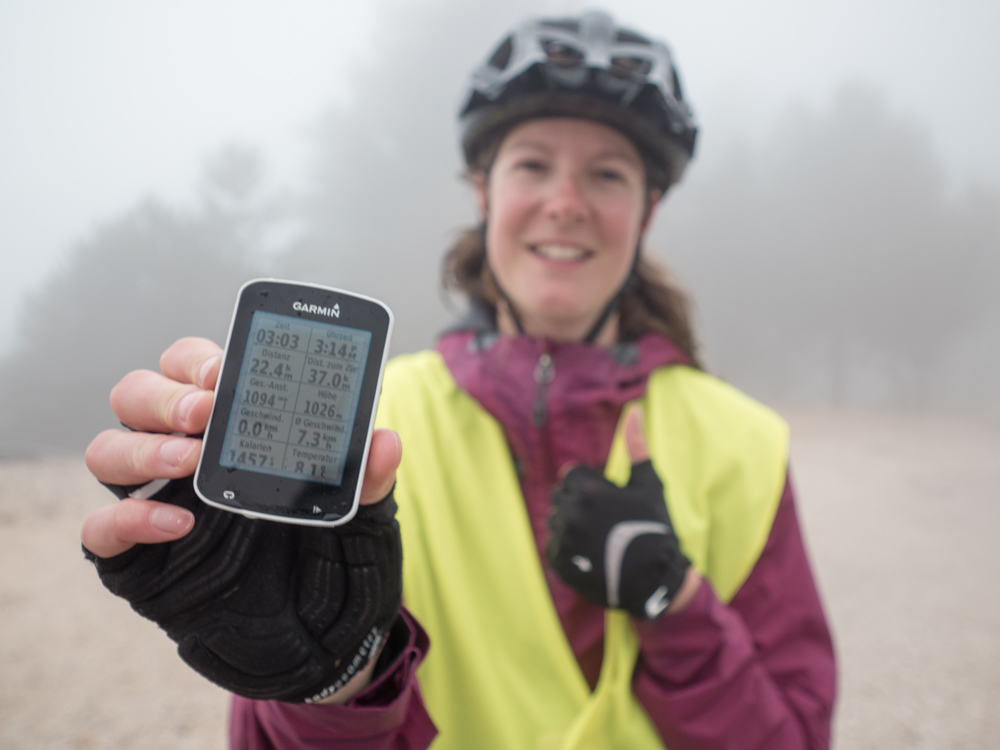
left=437, top=315, right=692, bottom=472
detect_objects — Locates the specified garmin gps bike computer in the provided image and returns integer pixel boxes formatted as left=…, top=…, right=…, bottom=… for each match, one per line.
left=194, top=279, right=393, bottom=526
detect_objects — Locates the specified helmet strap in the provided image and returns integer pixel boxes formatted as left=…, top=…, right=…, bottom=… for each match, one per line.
left=581, top=241, right=641, bottom=344
left=481, top=221, right=527, bottom=335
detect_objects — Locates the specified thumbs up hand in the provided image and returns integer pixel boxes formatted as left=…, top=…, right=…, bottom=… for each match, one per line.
left=546, top=407, right=691, bottom=620
left=623, top=403, right=652, bottom=464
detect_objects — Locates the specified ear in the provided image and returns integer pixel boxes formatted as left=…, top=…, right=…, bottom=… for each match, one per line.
left=639, top=190, right=662, bottom=236
left=473, top=172, right=489, bottom=221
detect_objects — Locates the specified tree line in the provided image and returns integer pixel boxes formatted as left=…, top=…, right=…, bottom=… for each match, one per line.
left=1, top=3, right=997, bottom=455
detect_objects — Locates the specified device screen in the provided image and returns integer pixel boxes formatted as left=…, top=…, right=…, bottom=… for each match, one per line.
left=195, top=279, right=393, bottom=526
left=219, top=311, right=373, bottom=486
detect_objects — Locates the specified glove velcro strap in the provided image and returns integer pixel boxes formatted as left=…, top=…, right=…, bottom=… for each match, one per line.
left=300, top=625, right=387, bottom=704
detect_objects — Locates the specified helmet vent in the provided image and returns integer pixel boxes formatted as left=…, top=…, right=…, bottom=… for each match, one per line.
left=541, top=39, right=584, bottom=68
left=611, top=57, right=652, bottom=77
left=488, top=36, right=514, bottom=70
left=670, top=69, right=684, bottom=100
left=615, top=29, right=650, bottom=45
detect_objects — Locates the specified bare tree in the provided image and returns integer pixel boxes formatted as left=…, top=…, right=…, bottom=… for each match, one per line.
left=0, top=146, right=276, bottom=455
left=283, top=0, right=543, bottom=354
left=657, top=83, right=1000, bottom=408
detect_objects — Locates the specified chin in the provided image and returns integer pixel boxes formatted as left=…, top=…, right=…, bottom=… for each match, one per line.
left=524, top=311, right=597, bottom=341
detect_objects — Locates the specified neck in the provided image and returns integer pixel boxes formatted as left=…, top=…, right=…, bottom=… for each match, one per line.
left=496, top=302, right=619, bottom=347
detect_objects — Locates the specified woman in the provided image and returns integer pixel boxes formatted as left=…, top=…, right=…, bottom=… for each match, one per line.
left=82, top=11, right=836, bottom=749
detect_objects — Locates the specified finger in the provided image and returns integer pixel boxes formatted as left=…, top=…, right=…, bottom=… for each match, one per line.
left=81, top=497, right=195, bottom=559
left=627, top=460, right=661, bottom=490
left=110, top=369, right=215, bottom=435
left=86, top=429, right=202, bottom=486
left=557, top=462, right=579, bottom=482
left=624, top=406, right=651, bottom=464
left=359, top=429, right=402, bottom=505
left=160, top=337, right=224, bottom=390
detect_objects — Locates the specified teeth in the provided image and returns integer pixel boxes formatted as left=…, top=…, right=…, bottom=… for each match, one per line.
left=535, top=244, right=587, bottom=261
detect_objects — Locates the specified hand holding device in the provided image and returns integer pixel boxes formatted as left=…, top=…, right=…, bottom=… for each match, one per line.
left=84, top=475, right=403, bottom=703
left=82, top=281, right=403, bottom=701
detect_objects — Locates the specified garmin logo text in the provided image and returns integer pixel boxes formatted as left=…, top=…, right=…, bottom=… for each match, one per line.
left=293, top=301, right=340, bottom=318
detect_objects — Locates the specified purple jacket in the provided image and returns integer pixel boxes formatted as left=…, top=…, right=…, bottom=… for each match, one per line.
left=230, top=330, right=837, bottom=749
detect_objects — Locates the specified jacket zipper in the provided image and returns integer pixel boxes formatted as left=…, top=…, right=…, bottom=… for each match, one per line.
left=533, top=351, right=554, bottom=428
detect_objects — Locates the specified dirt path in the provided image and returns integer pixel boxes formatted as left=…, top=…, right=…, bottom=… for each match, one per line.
left=0, top=460, right=229, bottom=749
left=786, top=411, right=1000, bottom=749
left=1, top=410, right=997, bottom=748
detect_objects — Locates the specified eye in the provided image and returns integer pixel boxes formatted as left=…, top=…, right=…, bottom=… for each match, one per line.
left=594, top=167, right=625, bottom=183
left=516, top=158, right=549, bottom=174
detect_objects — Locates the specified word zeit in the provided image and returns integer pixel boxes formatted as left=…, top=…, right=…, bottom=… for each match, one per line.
left=293, top=300, right=340, bottom=318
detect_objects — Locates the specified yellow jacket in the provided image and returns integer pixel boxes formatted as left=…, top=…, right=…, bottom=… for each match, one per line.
left=375, top=351, right=788, bottom=749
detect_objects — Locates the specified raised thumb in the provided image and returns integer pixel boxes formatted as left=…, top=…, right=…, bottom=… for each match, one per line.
left=623, top=406, right=651, bottom=464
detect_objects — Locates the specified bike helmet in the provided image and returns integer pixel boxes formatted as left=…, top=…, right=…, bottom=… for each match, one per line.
left=459, top=10, right=697, bottom=192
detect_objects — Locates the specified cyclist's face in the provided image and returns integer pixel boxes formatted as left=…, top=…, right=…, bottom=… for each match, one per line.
left=477, top=117, right=657, bottom=343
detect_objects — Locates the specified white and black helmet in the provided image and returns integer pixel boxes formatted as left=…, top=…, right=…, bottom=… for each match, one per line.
left=459, top=11, right=698, bottom=191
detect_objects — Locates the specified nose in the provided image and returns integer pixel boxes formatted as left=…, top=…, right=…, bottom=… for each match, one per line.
left=545, top=171, right=587, bottom=225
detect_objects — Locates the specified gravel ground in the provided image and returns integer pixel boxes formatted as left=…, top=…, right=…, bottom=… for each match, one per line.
left=1, top=409, right=997, bottom=749
left=786, top=410, right=1000, bottom=749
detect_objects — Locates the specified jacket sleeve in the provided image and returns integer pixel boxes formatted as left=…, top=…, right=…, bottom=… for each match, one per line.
left=632, top=470, right=837, bottom=750
left=228, top=608, right=437, bottom=750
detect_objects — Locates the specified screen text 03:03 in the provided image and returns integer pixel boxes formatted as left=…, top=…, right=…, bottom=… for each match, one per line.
left=255, top=329, right=300, bottom=349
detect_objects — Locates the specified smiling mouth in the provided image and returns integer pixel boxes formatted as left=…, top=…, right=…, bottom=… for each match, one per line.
left=531, top=244, right=591, bottom=262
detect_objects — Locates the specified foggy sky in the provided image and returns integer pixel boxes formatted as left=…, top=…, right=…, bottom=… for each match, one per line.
left=2, top=0, right=999, bottom=357
left=1, top=0, right=998, bottom=457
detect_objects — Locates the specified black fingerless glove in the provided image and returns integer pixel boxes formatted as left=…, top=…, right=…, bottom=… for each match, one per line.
left=84, top=477, right=403, bottom=703
left=546, top=460, right=690, bottom=620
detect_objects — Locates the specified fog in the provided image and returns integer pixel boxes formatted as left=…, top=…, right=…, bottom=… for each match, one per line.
left=1, top=0, right=998, bottom=455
